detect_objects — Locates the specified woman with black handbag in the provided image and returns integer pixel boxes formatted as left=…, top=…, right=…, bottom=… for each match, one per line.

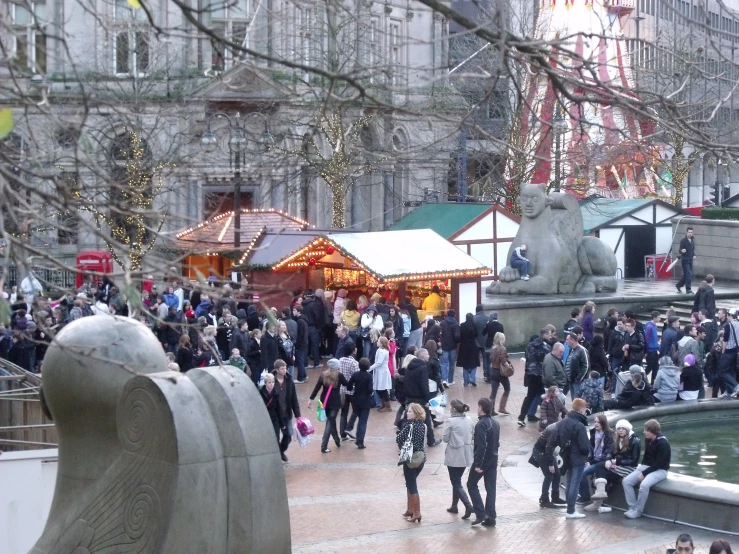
left=489, top=332, right=513, bottom=415
left=396, top=403, right=427, bottom=523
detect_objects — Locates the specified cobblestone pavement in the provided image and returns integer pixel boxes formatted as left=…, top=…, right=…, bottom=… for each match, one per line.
left=284, top=358, right=735, bottom=554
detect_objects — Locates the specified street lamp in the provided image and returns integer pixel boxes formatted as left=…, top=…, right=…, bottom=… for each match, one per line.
left=552, top=108, right=568, bottom=192
left=200, top=111, right=273, bottom=249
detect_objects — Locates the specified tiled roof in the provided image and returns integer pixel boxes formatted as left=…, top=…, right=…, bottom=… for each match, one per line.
left=174, top=209, right=310, bottom=253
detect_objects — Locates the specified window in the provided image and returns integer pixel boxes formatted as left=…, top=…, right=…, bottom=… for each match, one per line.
left=9, top=1, right=47, bottom=73
left=210, top=0, right=249, bottom=71
left=389, top=19, right=404, bottom=86
left=368, top=16, right=381, bottom=83
left=113, top=0, right=150, bottom=75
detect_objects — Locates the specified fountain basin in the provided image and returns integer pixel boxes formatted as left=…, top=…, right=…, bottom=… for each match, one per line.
left=602, top=401, right=739, bottom=534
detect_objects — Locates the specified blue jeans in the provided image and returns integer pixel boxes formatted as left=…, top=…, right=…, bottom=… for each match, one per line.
left=441, top=349, right=457, bottom=383
left=308, top=326, right=322, bottom=367
left=354, top=408, right=370, bottom=445
left=279, top=416, right=293, bottom=453
left=295, top=346, right=308, bottom=381
left=578, top=463, right=599, bottom=502
left=570, top=381, right=581, bottom=402
left=540, top=458, right=562, bottom=502
left=609, top=358, right=623, bottom=392
left=481, top=348, right=491, bottom=379
left=362, top=338, right=371, bottom=358
left=463, top=367, right=477, bottom=386
left=403, top=463, right=424, bottom=494
left=677, top=262, right=693, bottom=291
left=467, top=462, right=497, bottom=522
left=511, top=258, right=530, bottom=278
left=622, top=465, right=668, bottom=515
left=527, top=390, right=543, bottom=417
left=566, top=464, right=586, bottom=514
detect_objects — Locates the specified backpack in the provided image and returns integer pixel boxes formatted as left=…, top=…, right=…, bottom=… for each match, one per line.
left=525, top=339, right=548, bottom=376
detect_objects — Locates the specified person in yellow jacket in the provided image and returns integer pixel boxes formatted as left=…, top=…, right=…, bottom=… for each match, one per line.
left=422, top=286, right=447, bottom=317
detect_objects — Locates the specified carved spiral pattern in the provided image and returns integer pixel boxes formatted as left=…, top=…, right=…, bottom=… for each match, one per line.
left=123, top=484, right=160, bottom=542
left=118, top=386, right=158, bottom=454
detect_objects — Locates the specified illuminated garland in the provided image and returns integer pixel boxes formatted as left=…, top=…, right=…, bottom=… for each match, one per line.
left=273, top=236, right=490, bottom=282
left=79, top=130, right=170, bottom=270
left=279, top=112, right=379, bottom=229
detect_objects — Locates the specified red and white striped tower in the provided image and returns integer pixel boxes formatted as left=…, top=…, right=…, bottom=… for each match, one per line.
left=514, top=0, right=661, bottom=198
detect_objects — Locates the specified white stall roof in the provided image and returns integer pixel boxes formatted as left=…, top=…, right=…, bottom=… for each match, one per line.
left=273, top=229, right=490, bottom=281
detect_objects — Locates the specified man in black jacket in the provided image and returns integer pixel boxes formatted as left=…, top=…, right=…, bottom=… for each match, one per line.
left=676, top=227, right=696, bottom=294
left=621, top=318, right=645, bottom=370
left=517, top=328, right=552, bottom=427
left=292, top=306, right=310, bottom=383
left=405, top=349, right=439, bottom=447
left=404, top=298, right=423, bottom=349
left=439, top=310, right=460, bottom=386
left=467, top=398, right=500, bottom=527
left=693, top=274, right=717, bottom=319
left=229, top=319, right=249, bottom=358
left=622, top=419, right=671, bottom=519
left=301, top=290, right=325, bottom=369
left=565, top=332, right=589, bottom=400
left=547, top=397, right=591, bottom=518
left=274, top=359, right=301, bottom=462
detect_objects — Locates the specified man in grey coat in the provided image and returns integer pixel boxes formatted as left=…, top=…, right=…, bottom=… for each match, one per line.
left=542, top=342, right=567, bottom=391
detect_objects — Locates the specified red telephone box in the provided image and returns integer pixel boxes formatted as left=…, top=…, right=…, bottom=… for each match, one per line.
left=76, top=251, right=114, bottom=288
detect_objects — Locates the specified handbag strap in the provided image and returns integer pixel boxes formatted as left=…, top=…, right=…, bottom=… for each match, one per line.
left=323, top=385, right=333, bottom=407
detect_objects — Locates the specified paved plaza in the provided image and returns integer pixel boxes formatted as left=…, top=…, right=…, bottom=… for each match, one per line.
left=285, top=358, right=736, bottom=554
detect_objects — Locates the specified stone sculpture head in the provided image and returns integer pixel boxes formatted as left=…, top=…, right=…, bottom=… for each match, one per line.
left=41, top=316, right=168, bottom=479
left=517, top=184, right=552, bottom=219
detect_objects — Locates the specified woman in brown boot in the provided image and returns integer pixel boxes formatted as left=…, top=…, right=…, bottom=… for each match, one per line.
left=396, top=403, right=427, bottom=522
left=490, top=333, right=511, bottom=415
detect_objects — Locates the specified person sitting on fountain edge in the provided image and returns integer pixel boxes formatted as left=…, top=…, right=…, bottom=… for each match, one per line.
left=510, top=243, right=531, bottom=281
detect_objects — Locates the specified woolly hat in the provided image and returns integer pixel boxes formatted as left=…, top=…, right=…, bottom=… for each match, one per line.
left=314, top=288, right=325, bottom=298
left=615, top=419, right=633, bottom=432
left=683, top=354, right=696, bottom=367
left=365, top=303, right=377, bottom=313
left=629, top=364, right=644, bottom=374
left=185, top=309, right=195, bottom=319
left=327, top=358, right=340, bottom=370
left=337, top=289, right=348, bottom=298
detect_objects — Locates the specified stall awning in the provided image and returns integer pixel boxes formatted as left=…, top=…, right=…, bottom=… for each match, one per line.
left=173, top=209, right=311, bottom=254
left=273, top=229, right=490, bottom=281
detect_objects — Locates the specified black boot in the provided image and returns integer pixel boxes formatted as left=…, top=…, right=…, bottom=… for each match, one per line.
left=446, top=490, right=459, bottom=513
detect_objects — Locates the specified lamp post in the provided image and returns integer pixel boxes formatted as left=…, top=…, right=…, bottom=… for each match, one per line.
left=552, top=108, right=568, bottom=192
left=201, top=111, right=273, bottom=249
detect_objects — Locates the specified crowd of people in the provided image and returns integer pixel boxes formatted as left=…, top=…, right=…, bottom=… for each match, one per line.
left=7, top=265, right=739, bottom=540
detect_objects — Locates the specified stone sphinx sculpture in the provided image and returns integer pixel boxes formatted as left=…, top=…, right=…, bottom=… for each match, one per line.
left=488, top=184, right=618, bottom=295
left=32, top=316, right=290, bottom=554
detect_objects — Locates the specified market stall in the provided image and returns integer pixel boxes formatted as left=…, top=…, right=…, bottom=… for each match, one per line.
left=272, top=229, right=490, bottom=317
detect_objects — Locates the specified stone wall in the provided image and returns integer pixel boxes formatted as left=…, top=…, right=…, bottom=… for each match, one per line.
left=672, top=217, right=739, bottom=281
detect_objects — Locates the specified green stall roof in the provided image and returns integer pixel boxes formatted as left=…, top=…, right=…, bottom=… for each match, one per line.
left=388, top=203, right=493, bottom=239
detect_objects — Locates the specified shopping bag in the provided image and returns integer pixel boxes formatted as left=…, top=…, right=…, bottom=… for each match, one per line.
left=316, top=400, right=327, bottom=422
left=295, top=422, right=312, bottom=447
left=398, top=434, right=413, bottom=466
left=296, top=416, right=315, bottom=436
left=258, top=369, right=269, bottom=388
left=429, top=395, right=441, bottom=408
left=439, top=393, right=448, bottom=407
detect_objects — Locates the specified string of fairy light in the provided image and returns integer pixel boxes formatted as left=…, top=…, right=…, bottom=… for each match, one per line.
left=300, top=112, right=378, bottom=229
left=78, top=130, right=172, bottom=270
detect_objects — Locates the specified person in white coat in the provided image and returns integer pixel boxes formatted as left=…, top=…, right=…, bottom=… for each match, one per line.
left=371, top=336, right=393, bottom=412
left=443, top=399, right=475, bottom=519
left=360, top=304, right=384, bottom=358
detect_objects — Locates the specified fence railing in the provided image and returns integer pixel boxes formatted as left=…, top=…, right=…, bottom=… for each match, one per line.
left=0, top=265, right=76, bottom=291
left=0, top=359, right=56, bottom=451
